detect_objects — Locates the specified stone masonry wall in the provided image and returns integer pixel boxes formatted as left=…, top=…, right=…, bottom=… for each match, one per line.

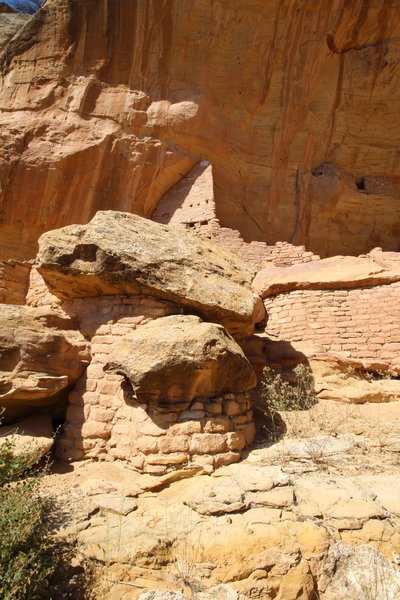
left=56, top=294, right=254, bottom=474
left=264, top=282, right=400, bottom=373
left=152, top=163, right=321, bottom=270
left=191, top=220, right=319, bottom=270
left=0, top=260, right=31, bottom=305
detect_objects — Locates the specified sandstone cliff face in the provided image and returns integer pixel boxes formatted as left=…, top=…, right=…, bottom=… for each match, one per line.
left=0, top=304, right=90, bottom=421
left=0, top=0, right=399, bottom=259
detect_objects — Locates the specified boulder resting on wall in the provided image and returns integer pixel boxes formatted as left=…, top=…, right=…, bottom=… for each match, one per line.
left=104, top=315, right=256, bottom=410
left=0, top=305, right=90, bottom=421
left=36, top=211, right=264, bottom=338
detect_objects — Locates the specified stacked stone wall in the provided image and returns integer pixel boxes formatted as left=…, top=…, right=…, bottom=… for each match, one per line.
left=152, top=163, right=321, bottom=270
left=58, top=294, right=254, bottom=474
left=264, top=281, right=400, bottom=373
left=0, top=260, right=31, bottom=305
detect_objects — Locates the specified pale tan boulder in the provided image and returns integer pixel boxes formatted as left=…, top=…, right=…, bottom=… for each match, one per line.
left=275, top=561, right=315, bottom=600
left=104, top=315, right=256, bottom=410
left=0, top=414, right=53, bottom=463
left=310, top=355, right=400, bottom=404
left=0, top=304, right=90, bottom=419
left=90, top=494, right=137, bottom=516
left=294, top=476, right=385, bottom=523
left=251, top=337, right=400, bottom=404
left=253, top=252, right=400, bottom=298
left=37, top=211, right=264, bottom=337
left=320, top=544, right=400, bottom=600
left=182, top=464, right=289, bottom=515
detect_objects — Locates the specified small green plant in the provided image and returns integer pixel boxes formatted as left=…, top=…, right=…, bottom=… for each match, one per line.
left=259, top=364, right=317, bottom=440
left=0, top=428, right=55, bottom=600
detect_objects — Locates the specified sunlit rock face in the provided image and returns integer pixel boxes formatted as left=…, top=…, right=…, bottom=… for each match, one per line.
left=104, top=315, right=257, bottom=410
left=36, top=211, right=264, bottom=338
left=0, top=0, right=400, bottom=260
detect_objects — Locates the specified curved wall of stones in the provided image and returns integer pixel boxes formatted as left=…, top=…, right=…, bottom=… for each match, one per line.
left=55, top=294, right=254, bottom=473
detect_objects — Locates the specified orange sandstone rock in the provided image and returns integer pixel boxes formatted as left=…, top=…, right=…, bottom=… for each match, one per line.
left=0, top=0, right=400, bottom=259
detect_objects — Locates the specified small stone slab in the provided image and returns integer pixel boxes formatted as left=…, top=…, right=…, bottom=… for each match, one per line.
left=91, top=494, right=137, bottom=516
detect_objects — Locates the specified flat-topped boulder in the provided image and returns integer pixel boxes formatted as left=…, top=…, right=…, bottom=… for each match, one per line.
left=104, top=315, right=256, bottom=411
left=36, top=211, right=264, bottom=338
left=253, top=252, right=400, bottom=298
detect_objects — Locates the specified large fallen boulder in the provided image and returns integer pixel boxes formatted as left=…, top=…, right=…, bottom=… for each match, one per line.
left=104, top=315, right=256, bottom=410
left=0, top=305, right=90, bottom=420
left=36, top=211, right=264, bottom=338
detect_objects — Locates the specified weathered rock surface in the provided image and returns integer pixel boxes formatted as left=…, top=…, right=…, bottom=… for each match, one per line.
left=0, top=304, right=90, bottom=419
left=310, top=354, right=400, bottom=404
left=1, top=1, right=400, bottom=260
left=261, top=434, right=362, bottom=463
left=253, top=251, right=400, bottom=298
left=183, top=464, right=289, bottom=515
left=0, top=414, right=53, bottom=462
left=298, top=163, right=400, bottom=258
left=138, top=593, right=186, bottom=600
left=139, top=587, right=238, bottom=600
left=247, top=335, right=400, bottom=405
left=320, top=544, right=400, bottom=600
left=62, top=429, right=400, bottom=600
left=105, top=315, right=256, bottom=409
left=36, top=211, right=264, bottom=338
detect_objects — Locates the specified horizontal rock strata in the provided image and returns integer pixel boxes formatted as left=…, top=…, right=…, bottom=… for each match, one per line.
left=0, top=304, right=90, bottom=421
left=253, top=251, right=400, bottom=298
